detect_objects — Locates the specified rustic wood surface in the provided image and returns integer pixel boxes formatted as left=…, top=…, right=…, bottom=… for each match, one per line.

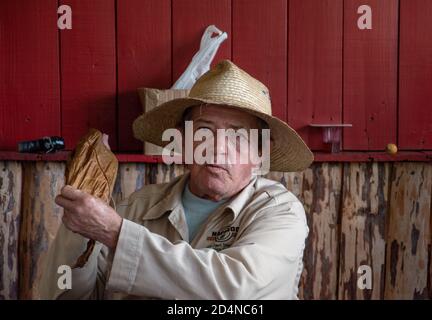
left=266, top=163, right=342, bottom=299
left=113, top=163, right=147, bottom=205
left=338, top=162, right=390, bottom=299
left=0, top=160, right=430, bottom=299
left=300, top=163, right=342, bottom=299
left=113, top=164, right=185, bottom=205
left=19, top=162, right=65, bottom=299
left=0, top=161, right=22, bottom=299
left=384, top=162, right=432, bottom=299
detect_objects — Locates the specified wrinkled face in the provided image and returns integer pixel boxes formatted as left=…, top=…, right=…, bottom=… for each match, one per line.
left=184, top=104, right=264, bottom=201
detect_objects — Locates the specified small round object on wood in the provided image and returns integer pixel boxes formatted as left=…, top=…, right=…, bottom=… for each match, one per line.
left=386, top=143, right=398, bottom=155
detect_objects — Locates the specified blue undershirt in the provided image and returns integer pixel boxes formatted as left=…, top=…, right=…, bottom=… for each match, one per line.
left=182, top=182, right=228, bottom=242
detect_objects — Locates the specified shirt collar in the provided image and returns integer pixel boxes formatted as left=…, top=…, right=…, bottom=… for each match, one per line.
left=221, top=175, right=257, bottom=222
left=142, top=172, right=189, bottom=221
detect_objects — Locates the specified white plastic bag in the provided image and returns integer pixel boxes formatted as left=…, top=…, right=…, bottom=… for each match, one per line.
left=172, top=25, right=228, bottom=89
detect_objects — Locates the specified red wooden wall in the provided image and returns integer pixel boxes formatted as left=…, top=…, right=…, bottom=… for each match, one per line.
left=1, top=0, right=431, bottom=153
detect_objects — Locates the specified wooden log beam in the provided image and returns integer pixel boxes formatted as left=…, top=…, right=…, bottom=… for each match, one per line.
left=0, top=161, right=22, bottom=299
left=338, top=162, right=389, bottom=299
left=268, top=164, right=342, bottom=299
left=384, top=162, right=432, bottom=299
left=19, top=162, right=65, bottom=299
left=113, top=163, right=185, bottom=205
left=301, top=163, right=342, bottom=299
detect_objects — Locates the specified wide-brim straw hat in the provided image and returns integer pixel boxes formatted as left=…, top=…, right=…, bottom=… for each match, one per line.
left=133, top=60, right=314, bottom=172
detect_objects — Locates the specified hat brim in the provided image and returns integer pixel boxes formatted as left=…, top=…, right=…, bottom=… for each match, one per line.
left=133, top=97, right=314, bottom=172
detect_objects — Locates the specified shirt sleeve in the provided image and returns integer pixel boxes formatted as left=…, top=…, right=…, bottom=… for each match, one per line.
left=106, top=200, right=309, bottom=299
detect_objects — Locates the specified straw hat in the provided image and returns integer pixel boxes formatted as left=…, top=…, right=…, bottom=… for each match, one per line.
left=133, top=60, right=314, bottom=172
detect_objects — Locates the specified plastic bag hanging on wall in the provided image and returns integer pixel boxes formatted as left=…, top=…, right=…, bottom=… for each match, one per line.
left=172, top=25, right=228, bottom=89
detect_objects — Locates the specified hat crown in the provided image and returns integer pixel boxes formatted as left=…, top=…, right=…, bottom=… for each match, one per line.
left=188, top=60, right=272, bottom=116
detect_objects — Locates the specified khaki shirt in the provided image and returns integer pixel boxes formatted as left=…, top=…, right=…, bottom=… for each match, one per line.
left=51, top=172, right=308, bottom=300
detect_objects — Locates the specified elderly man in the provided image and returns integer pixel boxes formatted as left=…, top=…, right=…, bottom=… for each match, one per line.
left=51, top=60, right=313, bottom=299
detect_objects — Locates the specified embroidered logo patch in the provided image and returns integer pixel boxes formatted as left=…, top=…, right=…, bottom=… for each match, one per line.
left=207, top=226, right=239, bottom=243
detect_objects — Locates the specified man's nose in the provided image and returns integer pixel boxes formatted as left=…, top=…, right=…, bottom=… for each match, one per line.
left=215, top=135, right=227, bottom=155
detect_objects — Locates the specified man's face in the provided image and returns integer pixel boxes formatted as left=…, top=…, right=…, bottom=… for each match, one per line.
left=185, top=104, right=263, bottom=201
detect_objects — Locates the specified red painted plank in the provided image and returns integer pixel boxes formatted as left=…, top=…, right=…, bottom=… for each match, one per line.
left=287, top=0, right=343, bottom=150
left=172, top=0, right=231, bottom=83
left=232, top=0, right=287, bottom=121
left=0, top=151, right=71, bottom=162
left=115, top=154, right=162, bottom=163
left=399, top=0, right=432, bottom=149
left=60, top=0, right=117, bottom=151
left=343, top=0, right=398, bottom=150
left=117, top=0, right=172, bottom=152
left=0, top=1, right=60, bottom=150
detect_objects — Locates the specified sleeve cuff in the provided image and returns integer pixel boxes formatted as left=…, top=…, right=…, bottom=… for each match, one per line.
left=106, top=219, right=144, bottom=294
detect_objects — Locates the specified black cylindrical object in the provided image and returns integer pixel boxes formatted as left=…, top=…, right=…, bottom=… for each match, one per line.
left=18, top=136, right=65, bottom=153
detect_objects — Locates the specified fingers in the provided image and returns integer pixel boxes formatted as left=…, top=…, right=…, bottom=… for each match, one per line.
left=55, top=195, right=75, bottom=211
left=60, top=185, right=82, bottom=201
left=61, top=209, right=77, bottom=232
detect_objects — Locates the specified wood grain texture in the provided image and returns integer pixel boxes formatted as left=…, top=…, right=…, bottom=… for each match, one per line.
left=117, top=0, right=172, bottom=152
left=384, top=162, right=432, bottom=299
left=146, top=164, right=186, bottom=185
left=0, top=0, right=60, bottom=150
left=232, top=0, right=287, bottom=121
left=338, top=163, right=389, bottom=299
left=60, top=0, right=117, bottom=151
left=113, top=163, right=147, bottom=205
left=343, top=0, right=398, bottom=150
left=1, top=159, right=430, bottom=299
left=0, top=161, right=22, bottom=299
left=19, top=162, right=65, bottom=299
left=265, top=171, right=304, bottom=201
left=287, top=0, right=343, bottom=150
left=300, top=163, right=342, bottom=299
left=398, top=0, right=432, bottom=149
left=266, top=164, right=342, bottom=299
left=113, top=163, right=185, bottom=206
left=172, top=0, right=232, bottom=83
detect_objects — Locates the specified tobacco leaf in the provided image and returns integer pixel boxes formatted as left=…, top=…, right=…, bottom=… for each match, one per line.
left=65, top=128, right=118, bottom=268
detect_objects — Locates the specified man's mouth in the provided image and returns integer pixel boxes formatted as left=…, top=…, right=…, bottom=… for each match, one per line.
left=204, top=164, right=229, bottom=173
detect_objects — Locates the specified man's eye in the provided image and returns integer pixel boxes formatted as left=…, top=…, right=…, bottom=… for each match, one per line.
left=197, top=127, right=212, bottom=131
